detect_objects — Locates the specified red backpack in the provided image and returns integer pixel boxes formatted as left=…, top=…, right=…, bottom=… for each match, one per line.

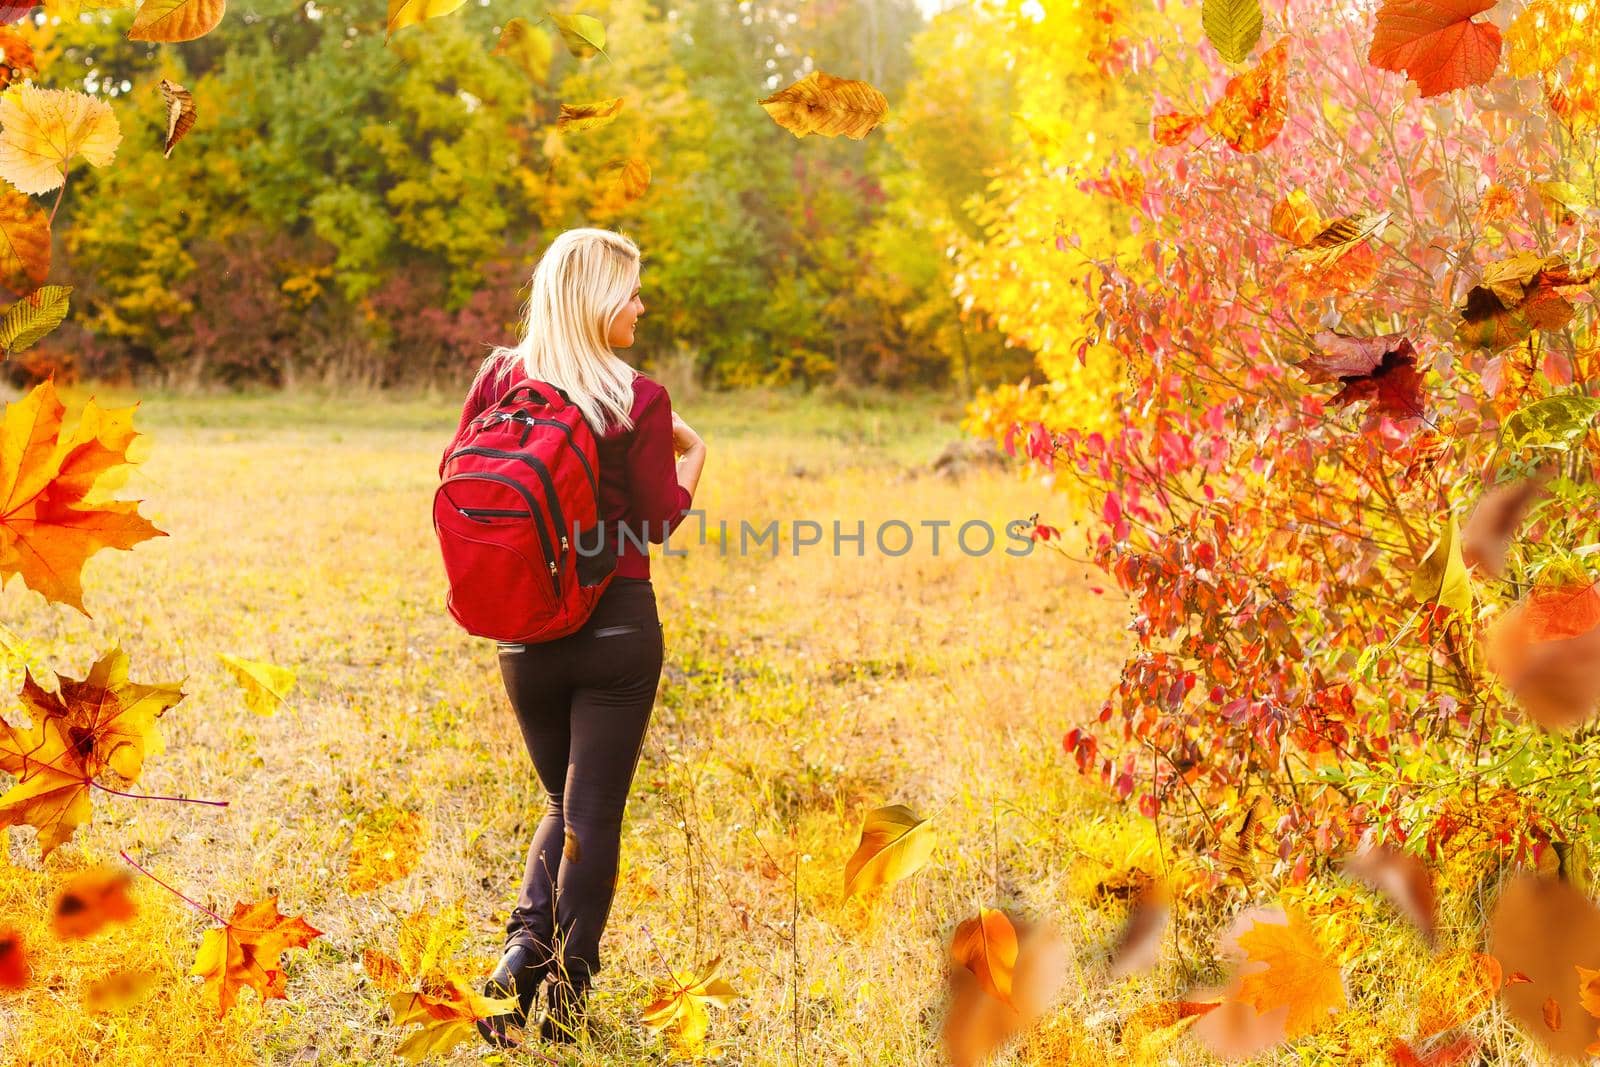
left=434, top=379, right=616, bottom=643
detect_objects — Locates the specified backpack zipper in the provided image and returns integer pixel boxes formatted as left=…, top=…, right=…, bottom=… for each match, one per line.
left=443, top=470, right=561, bottom=598
left=446, top=447, right=572, bottom=570
left=473, top=409, right=599, bottom=503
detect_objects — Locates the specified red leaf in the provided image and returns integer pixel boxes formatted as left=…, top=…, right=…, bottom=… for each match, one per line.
left=1369, top=0, right=1502, bottom=97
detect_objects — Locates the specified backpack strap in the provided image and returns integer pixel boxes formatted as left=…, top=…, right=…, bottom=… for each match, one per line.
left=499, top=381, right=572, bottom=409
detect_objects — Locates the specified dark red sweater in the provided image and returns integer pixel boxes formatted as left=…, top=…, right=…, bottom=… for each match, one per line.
left=441, top=359, right=694, bottom=580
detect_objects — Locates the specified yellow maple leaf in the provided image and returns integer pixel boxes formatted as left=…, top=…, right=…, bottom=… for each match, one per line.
left=390, top=973, right=516, bottom=1061
left=1232, top=906, right=1346, bottom=1038
left=0, top=84, right=121, bottom=195
left=0, top=379, right=166, bottom=614
left=641, top=955, right=740, bottom=1053
left=191, top=895, right=322, bottom=1016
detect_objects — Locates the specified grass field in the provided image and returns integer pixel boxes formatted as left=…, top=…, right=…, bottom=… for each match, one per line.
left=0, top=381, right=1139, bottom=1066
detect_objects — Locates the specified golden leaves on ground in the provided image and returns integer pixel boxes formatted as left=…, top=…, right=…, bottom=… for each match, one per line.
left=1486, top=580, right=1600, bottom=729
left=1156, top=36, right=1289, bottom=153
left=158, top=79, right=195, bottom=158
left=0, top=85, right=121, bottom=195
left=1411, top=949, right=1501, bottom=1037
left=367, top=901, right=512, bottom=1060
left=384, top=0, right=466, bottom=43
left=51, top=865, right=137, bottom=939
left=346, top=806, right=426, bottom=893
left=127, top=0, right=224, bottom=43
left=217, top=652, right=296, bottom=716
left=0, top=285, right=72, bottom=355
left=191, top=895, right=321, bottom=1017
left=557, top=97, right=625, bottom=133
left=0, top=645, right=186, bottom=856
left=0, top=379, right=166, bottom=614
left=842, top=803, right=935, bottom=901
left=641, top=955, right=740, bottom=1055
left=943, top=913, right=1067, bottom=1067
left=0, top=186, right=50, bottom=292
left=1368, top=0, right=1502, bottom=96
left=759, top=71, right=889, bottom=140
left=491, top=18, right=553, bottom=85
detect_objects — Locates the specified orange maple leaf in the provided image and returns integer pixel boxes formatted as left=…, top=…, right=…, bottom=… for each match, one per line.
left=0, top=645, right=186, bottom=857
left=191, top=895, right=322, bottom=1017
left=51, top=864, right=137, bottom=939
left=1369, top=0, right=1502, bottom=97
left=949, top=907, right=1019, bottom=1006
left=1232, top=906, right=1346, bottom=1038
left=0, top=378, right=165, bottom=614
left=391, top=972, right=520, bottom=1061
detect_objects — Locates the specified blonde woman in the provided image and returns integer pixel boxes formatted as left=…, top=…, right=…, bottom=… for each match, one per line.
left=442, top=228, right=706, bottom=1047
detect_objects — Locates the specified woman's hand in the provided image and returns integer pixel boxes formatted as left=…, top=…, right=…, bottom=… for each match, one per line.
left=671, top=411, right=704, bottom=456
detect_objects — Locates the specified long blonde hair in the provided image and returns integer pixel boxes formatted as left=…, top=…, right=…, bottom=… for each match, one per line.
left=473, top=228, right=643, bottom=437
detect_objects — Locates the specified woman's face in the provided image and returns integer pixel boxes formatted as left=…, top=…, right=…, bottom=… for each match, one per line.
left=607, top=279, right=645, bottom=348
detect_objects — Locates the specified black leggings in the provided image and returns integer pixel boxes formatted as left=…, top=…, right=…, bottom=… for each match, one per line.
left=495, top=577, right=663, bottom=986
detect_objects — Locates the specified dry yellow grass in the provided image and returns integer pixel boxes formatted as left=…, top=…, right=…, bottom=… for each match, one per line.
left=0, top=383, right=1139, bottom=1066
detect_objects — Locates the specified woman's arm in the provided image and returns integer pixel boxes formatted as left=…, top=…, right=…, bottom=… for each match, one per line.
left=626, top=387, right=696, bottom=544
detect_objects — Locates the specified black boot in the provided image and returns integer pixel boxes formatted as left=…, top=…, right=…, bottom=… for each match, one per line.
left=539, top=975, right=591, bottom=1044
left=476, top=943, right=547, bottom=1048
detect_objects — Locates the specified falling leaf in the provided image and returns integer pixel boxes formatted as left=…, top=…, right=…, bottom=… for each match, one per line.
left=1457, top=252, right=1595, bottom=350
left=0, top=26, right=39, bottom=87
left=0, top=924, right=28, bottom=990
left=0, top=84, right=121, bottom=195
left=158, top=78, right=194, bottom=158
left=1212, top=794, right=1267, bottom=882
left=759, top=70, right=889, bottom=140
left=599, top=157, right=651, bottom=204
left=347, top=806, right=426, bottom=893
left=1488, top=874, right=1600, bottom=1059
left=1153, top=112, right=1205, bottom=145
left=191, top=895, right=322, bottom=1017
left=950, top=907, right=1019, bottom=1006
left=1546, top=996, right=1564, bottom=1030
left=1157, top=37, right=1290, bottom=152
left=1232, top=906, right=1346, bottom=1038
left=0, top=645, right=187, bottom=856
left=546, top=10, right=605, bottom=59
left=1487, top=581, right=1600, bottom=729
left=640, top=955, right=740, bottom=1054
left=1368, top=0, right=1502, bottom=96
left=217, top=652, right=296, bottom=716
left=1189, top=979, right=1289, bottom=1060
left=1411, top=514, right=1474, bottom=621
left=944, top=920, right=1068, bottom=1066
left=0, top=379, right=167, bottom=613
left=1300, top=332, right=1426, bottom=422
left=1202, top=0, right=1263, bottom=63
left=390, top=972, right=518, bottom=1061
left=1107, top=881, right=1169, bottom=978
left=556, top=97, right=624, bottom=133
left=83, top=968, right=156, bottom=1012
left=384, top=0, right=466, bottom=42
left=51, top=864, right=137, bottom=938
left=842, top=803, right=935, bottom=901
left=0, top=185, right=50, bottom=293
left=491, top=17, right=553, bottom=84
left=127, top=0, right=223, bottom=41
left=1289, top=211, right=1391, bottom=270
left=1270, top=189, right=1324, bottom=245
left=1343, top=839, right=1437, bottom=945
left=0, top=284, right=70, bottom=355
left=1462, top=478, right=1547, bottom=578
